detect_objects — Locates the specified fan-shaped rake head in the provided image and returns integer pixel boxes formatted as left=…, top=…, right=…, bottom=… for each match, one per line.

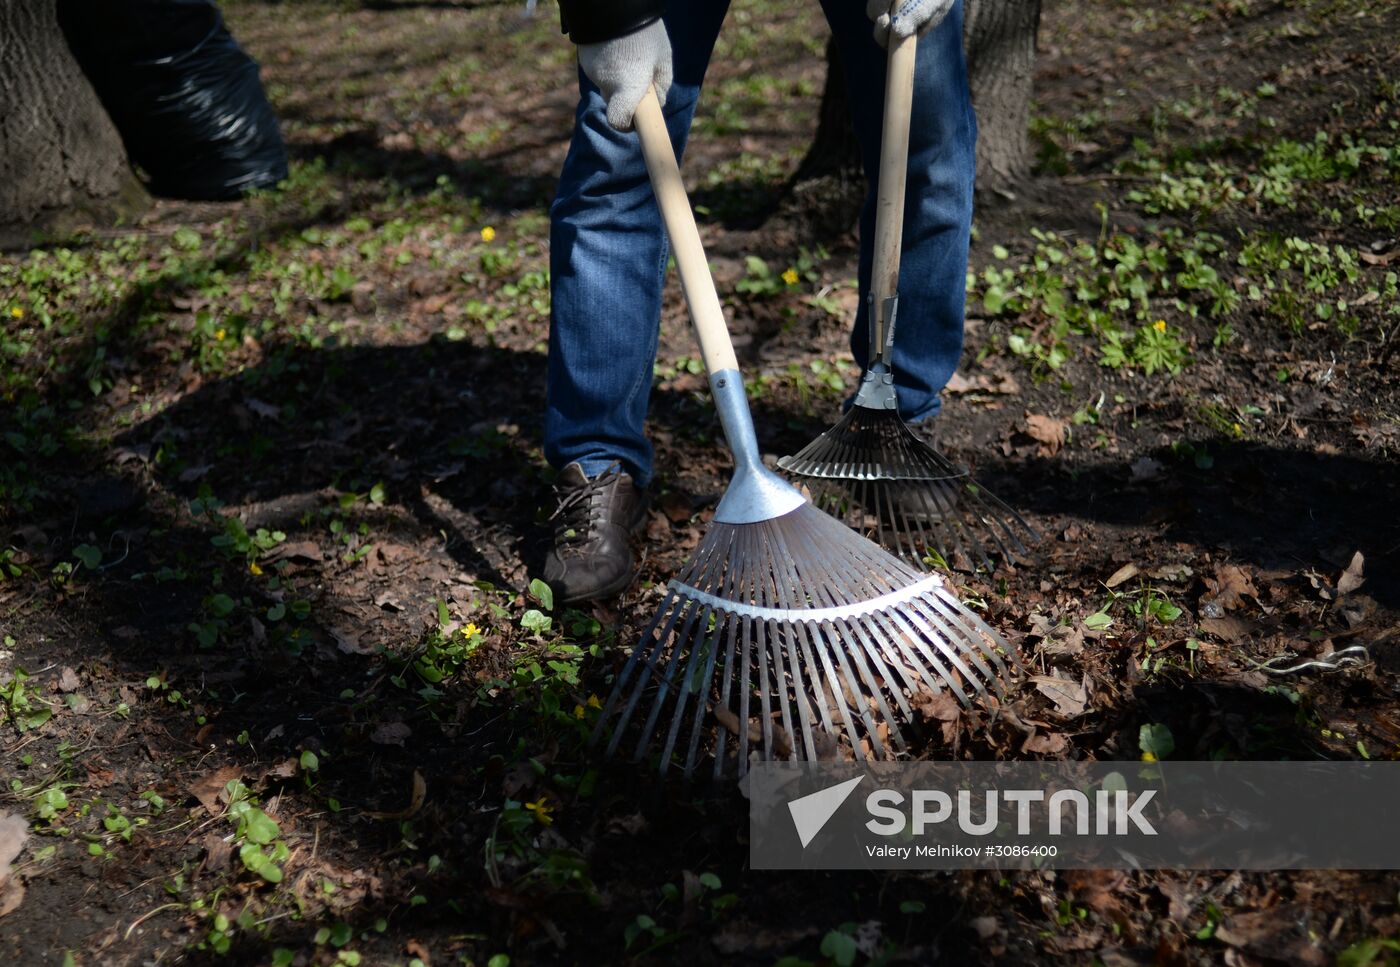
left=592, top=501, right=1017, bottom=779
left=778, top=406, right=1039, bottom=571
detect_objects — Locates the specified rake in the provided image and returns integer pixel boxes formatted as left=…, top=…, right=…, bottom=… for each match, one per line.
left=592, top=83, right=1018, bottom=780
left=777, top=33, right=1038, bottom=573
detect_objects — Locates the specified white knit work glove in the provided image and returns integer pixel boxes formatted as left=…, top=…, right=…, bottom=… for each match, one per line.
left=866, top=0, right=955, bottom=47
left=578, top=18, right=673, bottom=132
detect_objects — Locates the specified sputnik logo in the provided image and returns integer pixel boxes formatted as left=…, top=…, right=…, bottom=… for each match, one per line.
left=787, top=775, right=865, bottom=848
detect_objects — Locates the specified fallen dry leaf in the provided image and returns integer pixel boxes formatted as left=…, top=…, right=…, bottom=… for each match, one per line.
left=1200, top=615, right=1252, bottom=642
left=0, top=813, right=27, bottom=886
left=201, top=832, right=232, bottom=872
left=1130, top=456, right=1165, bottom=481
left=714, top=706, right=793, bottom=757
left=1104, top=562, right=1140, bottom=588
left=245, top=398, right=281, bottom=420
left=1148, top=563, right=1194, bottom=582
left=1201, top=564, right=1258, bottom=614
left=265, top=540, right=323, bottom=563
left=1066, top=869, right=1131, bottom=922
left=188, top=765, right=243, bottom=815
left=262, top=758, right=298, bottom=781
left=1337, top=551, right=1365, bottom=596
left=334, top=627, right=376, bottom=655
left=366, top=770, right=427, bottom=821
left=1021, top=731, right=1069, bottom=755
left=370, top=722, right=412, bottom=746
left=1024, top=413, right=1067, bottom=455
left=658, top=491, right=694, bottom=523
left=912, top=690, right=963, bottom=744
left=56, top=667, right=81, bottom=692
left=1359, top=248, right=1398, bottom=266
left=969, top=916, right=999, bottom=939
left=501, top=761, right=537, bottom=799
left=1030, top=672, right=1089, bottom=718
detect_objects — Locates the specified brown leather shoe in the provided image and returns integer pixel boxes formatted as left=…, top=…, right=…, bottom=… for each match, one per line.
left=542, top=462, right=648, bottom=604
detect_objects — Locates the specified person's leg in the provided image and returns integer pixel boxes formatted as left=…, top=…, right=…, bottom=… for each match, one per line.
left=545, top=0, right=733, bottom=488
left=821, top=0, right=977, bottom=424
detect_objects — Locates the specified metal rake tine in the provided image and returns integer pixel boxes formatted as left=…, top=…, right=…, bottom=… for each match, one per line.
left=896, top=475, right=992, bottom=571
left=763, top=617, right=797, bottom=763
left=803, top=618, right=865, bottom=758
left=661, top=605, right=720, bottom=776
left=706, top=612, right=742, bottom=776
left=630, top=600, right=704, bottom=766
left=598, top=591, right=682, bottom=756
left=926, top=584, right=1020, bottom=676
left=765, top=519, right=843, bottom=743
left=842, top=613, right=919, bottom=721
left=753, top=517, right=813, bottom=757
left=961, top=478, right=1038, bottom=551
left=700, top=585, right=736, bottom=776
left=780, top=624, right=819, bottom=761
left=900, top=595, right=999, bottom=700
left=824, top=619, right=896, bottom=759
left=731, top=613, right=753, bottom=777
left=872, top=606, right=977, bottom=707
left=861, top=605, right=965, bottom=705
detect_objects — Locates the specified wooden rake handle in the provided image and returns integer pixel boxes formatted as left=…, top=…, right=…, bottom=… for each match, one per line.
left=633, top=87, right=739, bottom=377
left=870, top=32, right=917, bottom=361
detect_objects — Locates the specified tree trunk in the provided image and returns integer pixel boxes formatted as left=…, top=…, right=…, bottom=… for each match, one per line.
left=964, top=0, right=1041, bottom=198
left=775, top=37, right=867, bottom=236
left=774, top=2, right=1041, bottom=230
left=0, top=0, right=146, bottom=248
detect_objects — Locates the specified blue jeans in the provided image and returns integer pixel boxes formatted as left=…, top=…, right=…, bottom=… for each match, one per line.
left=545, top=0, right=976, bottom=486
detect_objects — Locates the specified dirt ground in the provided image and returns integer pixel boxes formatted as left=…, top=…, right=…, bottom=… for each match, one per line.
left=2, top=0, right=1398, bottom=964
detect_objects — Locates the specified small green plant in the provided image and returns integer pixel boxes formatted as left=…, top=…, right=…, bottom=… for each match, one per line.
left=224, top=780, right=289, bottom=883
left=1139, top=722, right=1176, bottom=761
left=521, top=579, right=554, bottom=634
left=2, top=668, right=54, bottom=732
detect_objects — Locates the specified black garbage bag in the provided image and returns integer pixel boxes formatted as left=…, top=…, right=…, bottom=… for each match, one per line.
left=57, top=0, right=288, bottom=201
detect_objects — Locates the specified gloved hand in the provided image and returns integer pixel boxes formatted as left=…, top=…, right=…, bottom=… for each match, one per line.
left=578, top=19, right=673, bottom=131
left=866, top=0, right=955, bottom=47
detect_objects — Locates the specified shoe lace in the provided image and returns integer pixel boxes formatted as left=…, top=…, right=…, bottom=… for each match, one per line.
left=550, top=465, right=620, bottom=551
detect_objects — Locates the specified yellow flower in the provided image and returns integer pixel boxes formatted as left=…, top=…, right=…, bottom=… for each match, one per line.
left=215, top=328, right=227, bottom=341
left=1152, top=319, right=1167, bottom=333
left=781, top=268, right=799, bottom=286
left=574, top=703, right=586, bottom=719
left=462, top=622, right=481, bottom=639
left=1232, top=422, right=1243, bottom=434
left=480, top=226, right=496, bottom=243
left=524, top=798, right=554, bottom=826
left=9, top=307, right=22, bottom=319
left=586, top=694, right=602, bottom=709
left=249, top=562, right=263, bottom=576
left=1141, top=751, right=1158, bottom=763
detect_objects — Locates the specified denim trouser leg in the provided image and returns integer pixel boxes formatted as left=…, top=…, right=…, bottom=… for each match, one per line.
left=545, top=1, right=976, bottom=486
left=545, top=1, right=732, bottom=487
left=823, top=0, right=977, bottom=424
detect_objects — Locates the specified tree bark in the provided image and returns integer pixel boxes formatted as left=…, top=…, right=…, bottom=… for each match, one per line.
left=964, top=0, right=1041, bottom=198
left=775, top=37, right=867, bottom=236
left=0, top=0, right=146, bottom=248
left=775, top=2, right=1041, bottom=230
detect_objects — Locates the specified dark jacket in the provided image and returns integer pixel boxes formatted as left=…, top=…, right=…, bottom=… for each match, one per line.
left=557, top=0, right=665, bottom=45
